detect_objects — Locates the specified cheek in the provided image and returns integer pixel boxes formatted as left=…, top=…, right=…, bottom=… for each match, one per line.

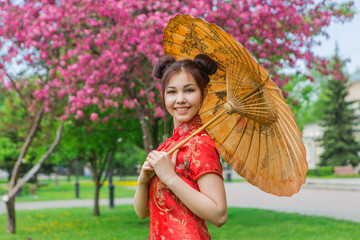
left=191, top=94, right=202, bottom=107
left=164, top=96, right=174, bottom=110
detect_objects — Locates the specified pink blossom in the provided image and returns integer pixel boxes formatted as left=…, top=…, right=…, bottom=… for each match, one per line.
left=75, top=110, right=84, bottom=119
left=155, top=107, right=164, bottom=118
left=0, top=0, right=355, bottom=124
left=90, top=113, right=98, bottom=121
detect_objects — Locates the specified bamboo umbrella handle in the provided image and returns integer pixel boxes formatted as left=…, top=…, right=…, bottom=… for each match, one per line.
left=167, top=108, right=229, bottom=155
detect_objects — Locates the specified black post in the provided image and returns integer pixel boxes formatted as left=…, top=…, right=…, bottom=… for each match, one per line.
left=75, top=159, right=80, bottom=198
left=67, top=164, right=71, bottom=182
left=109, top=152, right=114, bottom=208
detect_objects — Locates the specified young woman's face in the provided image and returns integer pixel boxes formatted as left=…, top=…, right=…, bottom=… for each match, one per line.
left=165, top=71, right=203, bottom=128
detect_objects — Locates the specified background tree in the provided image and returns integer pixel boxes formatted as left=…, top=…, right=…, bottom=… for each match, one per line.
left=0, top=78, right=63, bottom=233
left=320, top=46, right=360, bottom=167
left=1, top=0, right=355, bottom=152
left=0, top=0, right=356, bottom=234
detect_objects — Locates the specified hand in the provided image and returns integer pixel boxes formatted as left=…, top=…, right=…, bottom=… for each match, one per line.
left=146, top=150, right=179, bottom=184
left=137, top=160, right=155, bottom=184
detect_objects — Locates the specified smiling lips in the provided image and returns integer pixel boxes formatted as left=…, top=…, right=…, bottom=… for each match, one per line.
left=175, top=107, right=191, bottom=113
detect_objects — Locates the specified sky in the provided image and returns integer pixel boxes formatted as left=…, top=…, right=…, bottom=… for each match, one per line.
left=313, top=0, right=360, bottom=74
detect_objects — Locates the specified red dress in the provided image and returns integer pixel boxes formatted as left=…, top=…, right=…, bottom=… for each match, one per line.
left=148, top=115, right=223, bottom=240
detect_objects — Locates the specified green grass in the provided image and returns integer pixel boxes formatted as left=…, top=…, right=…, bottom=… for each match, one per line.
left=0, top=180, right=136, bottom=202
left=0, top=206, right=359, bottom=240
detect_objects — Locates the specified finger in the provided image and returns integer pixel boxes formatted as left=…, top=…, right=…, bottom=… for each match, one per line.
left=147, top=150, right=160, bottom=160
left=171, top=150, right=179, bottom=164
left=143, top=161, right=152, bottom=168
left=143, top=165, right=154, bottom=171
left=146, top=156, right=155, bottom=165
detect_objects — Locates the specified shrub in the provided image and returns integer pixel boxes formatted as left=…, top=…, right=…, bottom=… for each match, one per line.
left=307, top=166, right=333, bottom=177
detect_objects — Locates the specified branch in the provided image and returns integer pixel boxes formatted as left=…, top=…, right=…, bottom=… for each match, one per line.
left=3, top=120, right=64, bottom=201
left=8, top=107, right=44, bottom=191
left=100, top=151, right=114, bottom=184
left=5, top=73, right=26, bottom=103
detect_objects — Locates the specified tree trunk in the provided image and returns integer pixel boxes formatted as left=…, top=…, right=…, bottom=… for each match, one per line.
left=4, top=108, right=43, bottom=234
left=135, top=103, right=153, bottom=154
left=5, top=198, right=15, bottom=233
left=6, top=121, right=64, bottom=198
left=94, top=180, right=101, bottom=216
left=89, top=153, right=101, bottom=216
left=123, top=74, right=154, bottom=154
left=4, top=119, right=63, bottom=234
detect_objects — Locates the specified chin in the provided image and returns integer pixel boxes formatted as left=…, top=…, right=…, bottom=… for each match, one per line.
left=177, top=114, right=195, bottom=123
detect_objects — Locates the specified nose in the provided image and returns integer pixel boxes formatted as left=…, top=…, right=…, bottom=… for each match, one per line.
left=176, top=93, right=186, bottom=104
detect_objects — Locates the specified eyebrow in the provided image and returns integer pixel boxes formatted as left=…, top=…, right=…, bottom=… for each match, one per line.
left=166, top=84, right=195, bottom=89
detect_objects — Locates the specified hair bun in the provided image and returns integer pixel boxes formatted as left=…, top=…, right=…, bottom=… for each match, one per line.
left=193, top=54, right=217, bottom=76
left=152, top=56, right=176, bottom=79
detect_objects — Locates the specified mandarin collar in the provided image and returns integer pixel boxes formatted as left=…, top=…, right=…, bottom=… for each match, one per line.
left=172, top=115, right=203, bottom=141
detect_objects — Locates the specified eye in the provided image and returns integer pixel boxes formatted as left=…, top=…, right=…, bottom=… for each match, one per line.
left=185, top=88, right=195, bottom=93
left=167, top=90, right=176, bottom=94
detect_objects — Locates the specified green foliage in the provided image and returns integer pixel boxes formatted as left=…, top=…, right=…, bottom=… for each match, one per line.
left=115, top=141, right=146, bottom=175
left=0, top=137, right=18, bottom=163
left=283, top=70, right=332, bottom=130
left=0, top=91, right=61, bottom=181
left=283, top=74, right=315, bottom=130
left=320, top=51, right=360, bottom=167
left=306, top=166, right=334, bottom=177
left=21, top=183, right=38, bottom=196
left=0, top=206, right=359, bottom=239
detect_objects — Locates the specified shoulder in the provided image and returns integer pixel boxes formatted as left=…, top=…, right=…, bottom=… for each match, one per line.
left=186, top=131, right=219, bottom=157
left=192, top=131, right=217, bottom=149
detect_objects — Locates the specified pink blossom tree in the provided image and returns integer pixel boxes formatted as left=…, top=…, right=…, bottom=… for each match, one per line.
left=0, top=0, right=355, bottom=234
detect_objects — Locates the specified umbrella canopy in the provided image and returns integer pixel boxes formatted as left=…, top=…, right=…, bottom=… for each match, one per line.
left=163, top=14, right=307, bottom=197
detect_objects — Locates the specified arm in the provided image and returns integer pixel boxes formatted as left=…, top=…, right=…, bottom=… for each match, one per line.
left=167, top=172, right=227, bottom=227
left=147, top=151, right=228, bottom=227
left=133, top=160, right=154, bottom=219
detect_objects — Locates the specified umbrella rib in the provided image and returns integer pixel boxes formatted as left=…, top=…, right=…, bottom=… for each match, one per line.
left=233, top=96, right=270, bottom=107
left=206, top=112, right=231, bottom=134
left=209, top=81, right=227, bottom=84
left=265, top=131, right=271, bottom=192
left=269, top=94, right=299, bottom=129
left=277, top=115, right=304, bottom=176
left=241, top=121, right=256, bottom=175
left=274, top=124, right=292, bottom=181
left=230, top=64, right=256, bottom=97
left=239, top=102, right=273, bottom=108
left=216, top=115, right=241, bottom=150
left=277, top=110, right=303, bottom=155
left=231, top=117, right=249, bottom=167
left=199, top=101, right=226, bottom=115
left=255, top=123, right=262, bottom=175
left=232, top=82, right=266, bottom=107
left=208, top=90, right=228, bottom=94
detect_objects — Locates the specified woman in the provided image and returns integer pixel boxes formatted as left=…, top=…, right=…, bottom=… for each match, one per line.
left=134, top=54, right=227, bottom=239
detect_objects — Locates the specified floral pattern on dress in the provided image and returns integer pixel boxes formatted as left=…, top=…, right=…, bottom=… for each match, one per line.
left=148, top=115, right=223, bottom=240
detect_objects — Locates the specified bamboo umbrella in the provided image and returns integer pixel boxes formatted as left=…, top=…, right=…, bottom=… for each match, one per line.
left=164, top=14, right=308, bottom=197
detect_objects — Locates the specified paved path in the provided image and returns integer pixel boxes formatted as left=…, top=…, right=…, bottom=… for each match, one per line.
left=225, top=180, right=360, bottom=223
left=1, top=179, right=360, bottom=223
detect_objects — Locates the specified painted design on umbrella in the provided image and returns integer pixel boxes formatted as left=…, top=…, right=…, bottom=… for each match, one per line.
left=164, top=14, right=308, bottom=197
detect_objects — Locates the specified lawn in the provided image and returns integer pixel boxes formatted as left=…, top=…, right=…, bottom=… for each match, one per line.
left=0, top=206, right=359, bottom=240
left=0, top=179, right=136, bottom=202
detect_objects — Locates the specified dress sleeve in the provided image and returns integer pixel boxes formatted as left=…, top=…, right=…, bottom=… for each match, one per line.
left=189, top=134, right=223, bottom=181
